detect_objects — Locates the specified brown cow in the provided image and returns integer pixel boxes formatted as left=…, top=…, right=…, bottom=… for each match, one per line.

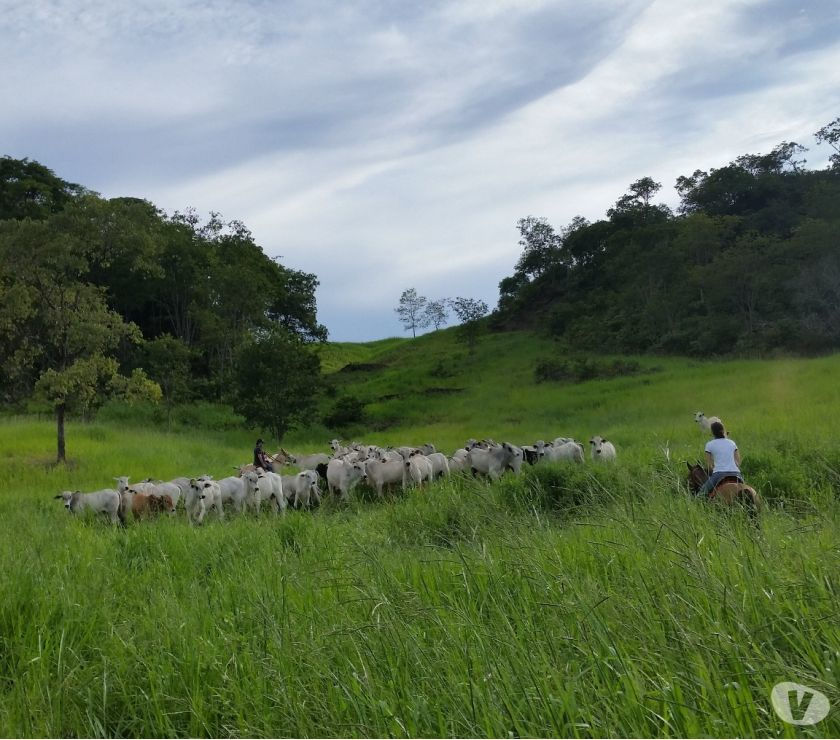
left=130, top=491, right=175, bottom=520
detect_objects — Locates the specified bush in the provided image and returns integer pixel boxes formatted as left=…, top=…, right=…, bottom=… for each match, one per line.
left=322, top=395, right=366, bottom=430
left=97, top=400, right=245, bottom=432
left=534, top=356, right=644, bottom=383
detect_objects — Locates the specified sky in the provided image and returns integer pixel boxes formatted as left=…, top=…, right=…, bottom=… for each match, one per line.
left=3, top=0, right=840, bottom=341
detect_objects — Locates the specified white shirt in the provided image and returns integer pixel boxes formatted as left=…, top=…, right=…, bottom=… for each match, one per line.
left=705, top=437, right=740, bottom=473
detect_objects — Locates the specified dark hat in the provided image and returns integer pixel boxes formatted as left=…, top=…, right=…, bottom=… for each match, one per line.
left=256, top=438, right=264, bottom=445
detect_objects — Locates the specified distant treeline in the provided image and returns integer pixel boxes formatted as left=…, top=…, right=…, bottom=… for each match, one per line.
left=496, top=119, right=840, bottom=355
left=0, top=156, right=326, bottom=449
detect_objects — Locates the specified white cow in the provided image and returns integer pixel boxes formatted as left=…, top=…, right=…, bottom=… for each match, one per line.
left=284, top=470, right=321, bottom=509
left=543, top=440, right=585, bottom=463
left=694, top=412, right=722, bottom=434
left=448, top=454, right=469, bottom=474
left=215, top=475, right=248, bottom=513
left=248, top=471, right=284, bottom=514
left=55, top=489, right=123, bottom=525
left=404, top=453, right=433, bottom=486
left=326, top=459, right=365, bottom=500
left=467, top=443, right=524, bottom=480
left=113, top=476, right=154, bottom=495
left=289, top=452, right=331, bottom=470
left=186, top=478, right=224, bottom=524
left=427, top=452, right=450, bottom=479
left=241, top=470, right=267, bottom=513
left=589, top=436, right=617, bottom=462
left=363, top=458, right=406, bottom=497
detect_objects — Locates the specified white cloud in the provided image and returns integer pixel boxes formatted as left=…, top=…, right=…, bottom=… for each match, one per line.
left=3, top=0, right=839, bottom=340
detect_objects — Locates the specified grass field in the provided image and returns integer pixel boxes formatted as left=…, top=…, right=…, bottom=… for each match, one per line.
left=1, top=331, right=839, bottom=737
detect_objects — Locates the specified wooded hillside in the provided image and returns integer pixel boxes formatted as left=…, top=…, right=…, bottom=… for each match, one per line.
left=496, top=121, right=840, bottom=356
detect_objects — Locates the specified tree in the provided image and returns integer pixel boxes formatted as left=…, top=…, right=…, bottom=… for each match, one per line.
left=608, top=177, right=668, bottom=225
left=139, top=334, right=193, bottom=427
left=232, top=328, right=321, bottom=442
left=395, top=288, right=429, bottom=337
left=450, top=297, right=489, bottom=353
left=0, top=156, right=87, bottom=221
left=815, top=117, right=840, bottom=170
left=0, top=199, right=160, bottom=461
left=423, top=299, right=449, bottom=330
left=514, top=216, right=561, bottom=279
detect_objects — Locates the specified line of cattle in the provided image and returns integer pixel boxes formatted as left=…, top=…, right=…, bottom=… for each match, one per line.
left=53, top=434, right=619, bottom=526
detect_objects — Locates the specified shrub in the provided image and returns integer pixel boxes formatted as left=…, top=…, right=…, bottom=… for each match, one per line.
left=322, top=395, right=366, bottom=430
left=534, top=356, right=644, bottom=383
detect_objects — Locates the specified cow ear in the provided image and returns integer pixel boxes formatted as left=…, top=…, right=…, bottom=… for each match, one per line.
left=53, top=494, right=63, bottom=499
left=685, top=461, right=692, bottom=470
left=602, top=438, right=608, bottom=443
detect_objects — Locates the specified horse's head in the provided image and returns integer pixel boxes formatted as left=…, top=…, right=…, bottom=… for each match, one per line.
left=685, top=461, right=708, bottom=493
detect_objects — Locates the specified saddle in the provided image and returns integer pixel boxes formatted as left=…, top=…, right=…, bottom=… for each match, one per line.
left=709, top=475, right=742, bottom=498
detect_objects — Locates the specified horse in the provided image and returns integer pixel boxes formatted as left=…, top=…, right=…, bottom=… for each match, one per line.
left=685, top=462, right=762, bottom=521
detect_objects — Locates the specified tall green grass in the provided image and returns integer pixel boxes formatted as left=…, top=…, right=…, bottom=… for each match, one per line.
left=1, top=342, right=839, bottom=736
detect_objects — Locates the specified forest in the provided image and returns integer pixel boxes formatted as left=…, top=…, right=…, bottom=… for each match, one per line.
left=496, top=119, right=840, bottom=356
left=0, top=156, right=326, bottom=452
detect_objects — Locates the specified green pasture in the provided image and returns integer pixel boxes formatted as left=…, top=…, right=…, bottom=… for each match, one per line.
left=1, top=336, right=839, bottom=737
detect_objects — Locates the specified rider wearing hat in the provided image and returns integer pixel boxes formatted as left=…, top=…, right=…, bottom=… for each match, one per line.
left=253, top=438, right=274, bottom=472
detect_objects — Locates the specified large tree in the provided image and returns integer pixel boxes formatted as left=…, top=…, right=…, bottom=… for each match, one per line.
left=0, top=200, right=160, bottom=460
left=232, top=328, right=321, bottom=442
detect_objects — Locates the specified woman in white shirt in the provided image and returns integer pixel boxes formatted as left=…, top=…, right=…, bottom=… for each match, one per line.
left=698, top=421, right=743, bottom=495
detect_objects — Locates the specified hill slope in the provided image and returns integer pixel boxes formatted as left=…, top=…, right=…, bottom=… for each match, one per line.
left=314, top=328, right=840, bottom=462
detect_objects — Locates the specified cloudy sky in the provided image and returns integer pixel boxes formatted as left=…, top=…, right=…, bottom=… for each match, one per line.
left=4, top=0, right=839, bottom=340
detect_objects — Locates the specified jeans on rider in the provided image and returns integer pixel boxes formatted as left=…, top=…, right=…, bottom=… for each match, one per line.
left=698, top=470, right=743, bottom=495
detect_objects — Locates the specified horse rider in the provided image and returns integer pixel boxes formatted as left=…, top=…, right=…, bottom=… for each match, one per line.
left=253, top=438, right=274, bottom=472
left=697, top=421, right=743, bottom=496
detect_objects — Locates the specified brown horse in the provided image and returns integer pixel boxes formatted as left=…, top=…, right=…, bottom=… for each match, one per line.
left=685, top=462, right=762, bottom=520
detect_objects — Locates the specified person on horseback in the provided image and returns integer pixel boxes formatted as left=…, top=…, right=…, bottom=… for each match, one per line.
left=697, top=421, right=742, bottom=496
left=253, top=438, right=274, bottom=472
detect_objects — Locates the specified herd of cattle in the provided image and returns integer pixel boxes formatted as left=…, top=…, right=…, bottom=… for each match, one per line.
left=52, top=434, right=619, bottom=526
left=53, top=412, right=722, bottom=526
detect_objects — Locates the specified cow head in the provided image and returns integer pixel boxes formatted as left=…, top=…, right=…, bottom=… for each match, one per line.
left=54, top=490, right=80, bottom=511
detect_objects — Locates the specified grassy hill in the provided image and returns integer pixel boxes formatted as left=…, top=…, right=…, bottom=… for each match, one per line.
left=314, top=328, right=840, bottom=463
left=1, top=332, right=839, bottom=737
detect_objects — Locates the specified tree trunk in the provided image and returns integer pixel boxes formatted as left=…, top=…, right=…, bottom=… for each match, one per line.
left=56, top=403, right=66, bottom=463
